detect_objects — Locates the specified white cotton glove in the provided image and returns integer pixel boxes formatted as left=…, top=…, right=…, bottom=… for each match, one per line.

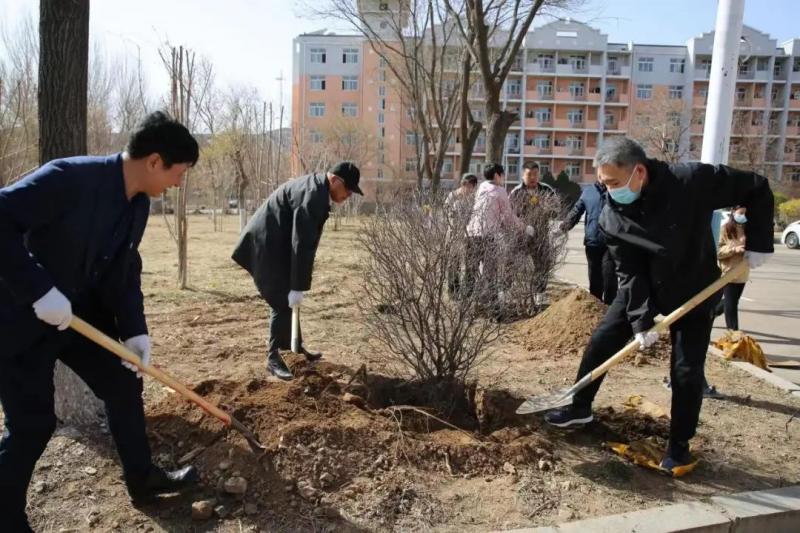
left=635, top=331, right=659, bottom=350
left=744, top=251, right=771, bottom=269
left=288, top=290, right=305, bottom=308
left=525, top=225, right=535, bottom=237
left=32, top=286, right=72, bottom=331
left=122, top=334, right=151, bottom=378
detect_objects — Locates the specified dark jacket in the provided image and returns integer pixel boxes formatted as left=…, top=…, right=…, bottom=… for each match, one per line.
left=599, top=159, right=774, bottom=334
left=232, top=173, right=331, bottom=297
left=509, top=181, right=556, bottom=219
left=0, top=154, right=150, bottom=360
left=564, top=182, right=607, bottom=247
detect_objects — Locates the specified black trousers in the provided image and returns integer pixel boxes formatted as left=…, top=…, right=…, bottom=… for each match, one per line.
left=0, top=308, right=152, bottom=530
left=722, top=283, right=746, bottom=331
left=464, top=237, right=508, bottom=308
left=263, top=291, right=303, bottom=353
left=572, top=294, right=714, bottom=445
left=585, top=245, right=618, bottom=305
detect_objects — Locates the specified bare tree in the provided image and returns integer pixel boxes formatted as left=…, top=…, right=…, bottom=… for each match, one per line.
left=444, top=0, right=577, bottom=162
left=631, top=98, right=691, bottom=163
left=307, top=0, right=468, bottom=191
left=358, top=192, right=500, bottom=381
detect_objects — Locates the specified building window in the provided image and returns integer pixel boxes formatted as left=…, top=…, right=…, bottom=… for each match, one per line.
left=405, top=158, right=416, bottom=172
left=566, top=163, right=581, bottom=177
left=537, top=54, right=554, bottom=69
left=794, top=59, right=800, bottom=73
left=405, top=131, right=417, bottom=145
left=310, top=75, right=326, bottom=91
left=669, top=58, right=685, bottom=73
left=537, top=81, right=553, bottom=98
left=342, top=103, right=358, bottom=117
left=309, top=130, right=324, bottom=143
left=379, top=70, right=386, bottom=82
left=508, top=161, right=519, bottom=176
left=380, top=127, right=385, bottom=137
left=379, top=85, right=386, bottom=97
left=539, top=163, right=550, bottom=175
left=736, top=86, right=747, bottom=102
left=669, top=85, right=683, bottom=99
left=506, top=79, right=522, bottom=98
left=309, top=48, right=326, bottom=63
left=309, top=102, right=325, bottom=117
left=566, top=136, right=583, bottom=149
left=535, top=108, right=551, bottom=123
left=569, top=55, right=586, bottom=71
left=380, top=98, right=386, bottom=110
left=607, top=56, right=619, bottom=74
left=638, top=57, right=654, bottom=72
left=604, top=113, right=615, bottom=128
left=774, top=63, right=784, bottom=77
left=379, top=57, right=387, bottom=68
left=569, top=82, right=585, bottom=98
left=442, top=159, right=453, bottom=174
left=636, top=84, right=652, bottom=99
left=379, top=2, right=389, bottom=10
left=342, top=75, right=358, bottom=91
left=567, top=109, right=584, bottom=125
left=377, top=168, right=384, bottom=179
left=342, top=48, right=359, bottom=64
left=534, top=135, right=550, bottom=148
left=378, top=112, right=385, bottom=124
left=698, top=86, right=708, bottom=98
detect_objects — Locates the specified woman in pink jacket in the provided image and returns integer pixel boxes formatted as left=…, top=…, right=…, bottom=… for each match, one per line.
left=464, top=163, right=533, bottom=318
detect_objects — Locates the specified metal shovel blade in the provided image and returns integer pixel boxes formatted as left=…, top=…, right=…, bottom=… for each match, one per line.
left=229, top=416, right=268, bottom=453
left=516, top=387, right=574, bottom=415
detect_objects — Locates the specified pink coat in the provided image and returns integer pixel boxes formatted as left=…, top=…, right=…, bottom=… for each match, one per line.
left=467, top=180, right=523, bottom=237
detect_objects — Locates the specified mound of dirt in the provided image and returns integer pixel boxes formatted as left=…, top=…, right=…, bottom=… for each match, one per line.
left=508, top=288, right=608, bottom=357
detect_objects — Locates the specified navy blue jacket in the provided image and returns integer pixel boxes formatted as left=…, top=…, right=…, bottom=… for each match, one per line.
left=563, top=182, right=607, bottom=247
left=0, top=154, right=149, bottom=360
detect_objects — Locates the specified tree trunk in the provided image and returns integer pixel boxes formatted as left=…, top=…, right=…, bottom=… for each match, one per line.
left=39, top=0, right=102, bottom=427
left=484, top=101, right=517, bottom=164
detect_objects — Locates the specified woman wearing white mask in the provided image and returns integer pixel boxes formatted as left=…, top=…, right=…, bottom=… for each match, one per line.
left=717, top=207, right=750, bottom=331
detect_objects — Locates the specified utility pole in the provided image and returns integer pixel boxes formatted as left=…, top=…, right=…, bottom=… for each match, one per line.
left=701, top=0, right=745, bottom=165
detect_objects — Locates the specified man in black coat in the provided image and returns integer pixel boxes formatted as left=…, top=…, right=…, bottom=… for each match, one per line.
left=0, top=112, right=200, bottom=531
left=562, top=180, right=618, bottom=304
left=509, top=161, right=557, bottom=306
left=544, top=137, right=774, bottom=474
left=232, top=162, right=362, bottom=380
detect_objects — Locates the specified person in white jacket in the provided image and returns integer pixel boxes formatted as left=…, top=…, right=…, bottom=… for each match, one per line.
left=464, top=163, right=533, bottom=318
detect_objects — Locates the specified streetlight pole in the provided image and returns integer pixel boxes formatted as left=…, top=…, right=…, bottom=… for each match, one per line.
left=701, top=0, right=745, bottom=165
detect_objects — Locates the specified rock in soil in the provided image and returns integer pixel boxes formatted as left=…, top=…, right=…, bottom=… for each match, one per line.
left=214, top=504, right=231, bottom=519
left=191, top=500, right=214, bottom=521
left=223, top=476, right=248, bottom=495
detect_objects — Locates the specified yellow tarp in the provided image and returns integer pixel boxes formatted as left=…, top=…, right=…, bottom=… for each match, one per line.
left=623, top=395, right=670, bottom=420
left=607, top=439, right=699, bottom=478
left=712, top=331, right=769, bottom=370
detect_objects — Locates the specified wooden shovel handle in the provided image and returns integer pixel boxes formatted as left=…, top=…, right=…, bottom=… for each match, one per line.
left=588, top=261, right=747, bottom=381
left=69, top=316, right=232, bottom=426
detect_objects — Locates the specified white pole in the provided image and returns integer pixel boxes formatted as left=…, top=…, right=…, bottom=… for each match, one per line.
left=701, top=0, right=745, bottom=165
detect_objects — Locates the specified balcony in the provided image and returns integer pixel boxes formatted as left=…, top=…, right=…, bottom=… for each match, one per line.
left=607, top=66, right=631, bottom=77
left=693, top=96, right=708, bottom=107
left=791, top=99, right=800, bottom=109
left=737, top=70, right=755, bottom=81
left=786, top=126, right=800, bottom=136
left=584, top=146, right=597, bottom=158
left=589, top=65, right=605, bottom=76
left=691, top=123, right=704, bottom=134
left=527, top=90, right=553, bottom=101
left=524, top=145, right=552, bottom=156
left=587, top=92, right=601, bottom=103
left=528, top=63, right=556, bottom=75
left=506, top=89, right=523, bottom=100
left=734, top=97, right=753, bottom=108
left=604, top=120, right=616, bottom=130
left=695, top=68, right=711, bottom=79
left=752, top=97, right=767, bottom=108
left=554, top=118, right=585, bottom=129
left=556, top=91, right=586, bottom=102
left=556, top=64, right=588, bottom=76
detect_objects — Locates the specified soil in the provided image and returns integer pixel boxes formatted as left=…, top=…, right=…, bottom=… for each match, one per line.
left=9, top=215, right=800, bottom=532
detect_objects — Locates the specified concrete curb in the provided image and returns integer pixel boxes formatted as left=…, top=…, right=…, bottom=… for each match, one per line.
left=708, top=345, right=800, bottom=399
left=501, top=484, right=800, bottom=533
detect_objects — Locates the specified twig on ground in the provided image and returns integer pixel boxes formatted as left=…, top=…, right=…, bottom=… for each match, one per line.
left=381, top=405, right=480, bottom=442
left=787, top=410, right=799, bottom=433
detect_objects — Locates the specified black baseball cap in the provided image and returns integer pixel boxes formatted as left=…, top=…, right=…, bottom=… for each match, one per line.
left=329, top=161, right=363, bottom=195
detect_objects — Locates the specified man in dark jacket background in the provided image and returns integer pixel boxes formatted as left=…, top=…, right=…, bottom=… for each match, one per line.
left=232, top=162, right=362, bottom=380
left=544, top=137, right=774, bottom=473
left=562, top=180, right=617, bottom=304
left=0, top=112, right=200, bottom=531
left=509, top=161, right=557, bottom=306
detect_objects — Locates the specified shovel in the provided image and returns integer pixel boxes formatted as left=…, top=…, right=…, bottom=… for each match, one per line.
left=291, top=306, right=301, bottom=354
left=69, top=316, right=268, bottom=453
left=516, top=262, right=747, bottom=415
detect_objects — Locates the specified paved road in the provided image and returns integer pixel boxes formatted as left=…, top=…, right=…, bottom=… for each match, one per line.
left=556, top=224, right=800, bottom=384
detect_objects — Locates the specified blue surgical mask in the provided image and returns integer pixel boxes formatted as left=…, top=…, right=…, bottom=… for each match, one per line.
left=608, top=166, right=641, bottom=205
left=733, top=213, right=747, bottom=224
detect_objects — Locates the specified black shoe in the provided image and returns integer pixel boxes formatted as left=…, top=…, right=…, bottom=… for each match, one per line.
left=703, top=384, right=723, bottom=399
left=267, top=351, right=293, bottom=381
left=544, top=404, right=593, bottom=428
left=128, top=465, right=198, bottom=505
left=300, top=347, right=323, bottom=362
left=660, top=441, right=695, bottom=474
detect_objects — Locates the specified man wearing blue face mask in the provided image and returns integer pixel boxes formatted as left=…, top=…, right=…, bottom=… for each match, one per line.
left=544, top=136, right=774, bottom=474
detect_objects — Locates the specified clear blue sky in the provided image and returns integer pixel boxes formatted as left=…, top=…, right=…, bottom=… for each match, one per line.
left=2, top=0, right=799, bottom=108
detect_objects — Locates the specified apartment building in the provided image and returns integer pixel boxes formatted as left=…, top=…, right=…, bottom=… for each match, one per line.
left=292, top=16, right=800, bottom=198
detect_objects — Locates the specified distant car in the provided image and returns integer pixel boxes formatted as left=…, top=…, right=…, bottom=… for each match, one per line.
left=782, top=220, right=800, bottom=249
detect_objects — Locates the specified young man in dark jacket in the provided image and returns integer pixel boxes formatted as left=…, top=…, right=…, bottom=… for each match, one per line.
left=562, top=180, right=618, bottom=304
left=544, top=137, right=774, bottom=473
left=0, top=112, right=200, bottom=531
left=232, top=162, right=362, bottom=380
